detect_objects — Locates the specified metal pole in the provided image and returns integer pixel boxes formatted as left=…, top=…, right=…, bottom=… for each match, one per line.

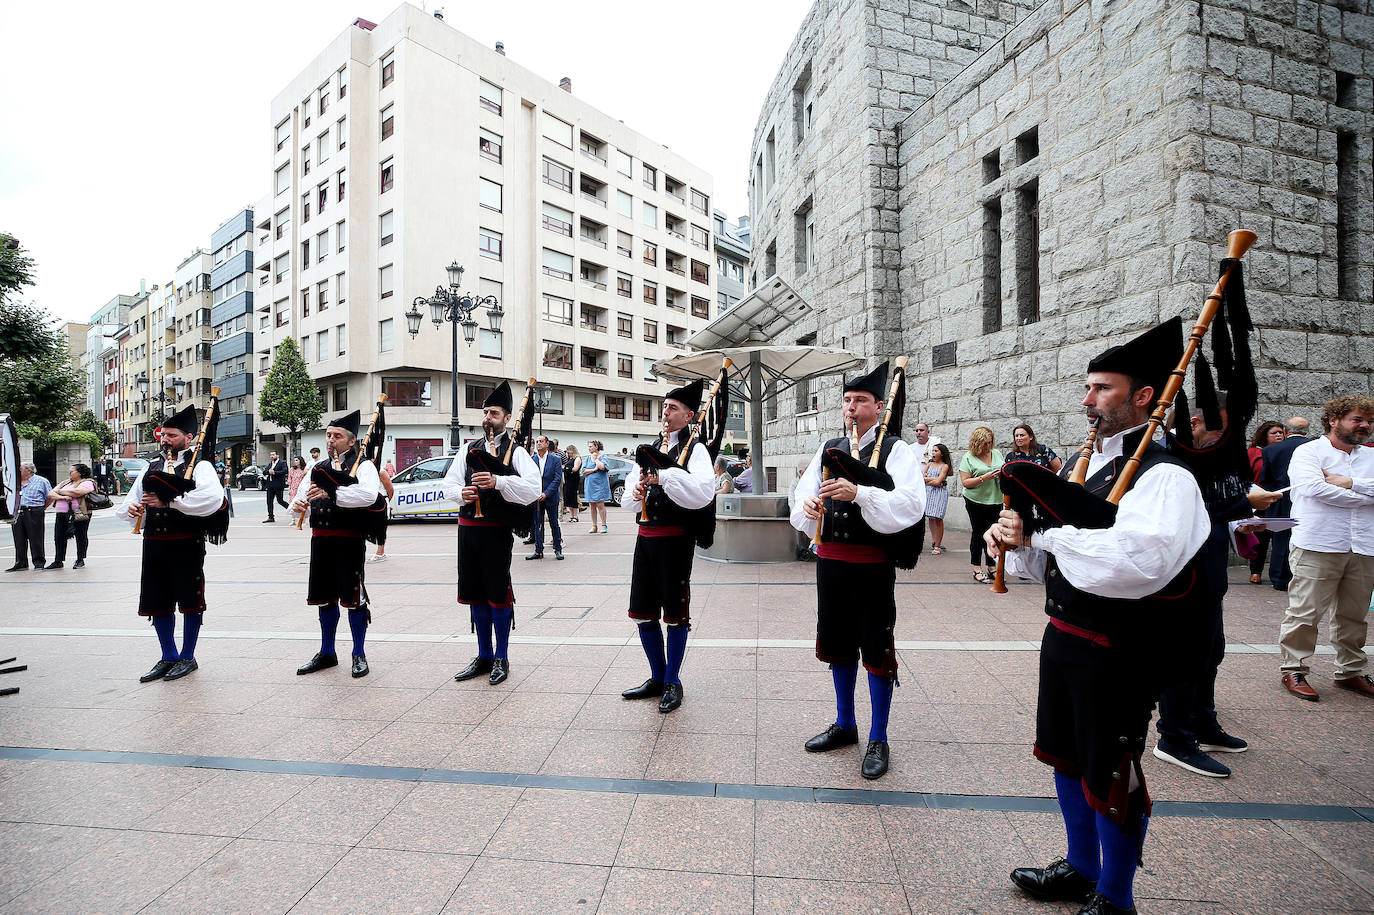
left=449, top=310, right=461, bottom=451
left=749, top=351, right=766, bottom=494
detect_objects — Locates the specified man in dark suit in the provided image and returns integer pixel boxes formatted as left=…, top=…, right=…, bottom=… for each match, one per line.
left=1260, top=417, right=1313, bottom=591
left=527, top=435, right=564, bottom=560
left=263, top=451, right=289, bottom=522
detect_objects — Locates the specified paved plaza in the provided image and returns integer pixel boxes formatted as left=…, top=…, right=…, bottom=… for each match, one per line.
left=1, top=498, right=1372, bottom=913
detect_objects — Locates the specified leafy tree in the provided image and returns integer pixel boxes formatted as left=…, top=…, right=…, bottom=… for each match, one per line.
left=74, top=409, right=116, bottom=455
left=258, top=336, right=323, bottom=457
left=0, top=236, right=84, bottom=428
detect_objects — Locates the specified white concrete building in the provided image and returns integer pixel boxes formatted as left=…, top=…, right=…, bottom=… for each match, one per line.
left=256, top=5, right=720, bottom=469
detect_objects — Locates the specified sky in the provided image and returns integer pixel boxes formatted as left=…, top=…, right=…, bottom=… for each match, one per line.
left=0, top=0, right=813, bottom=325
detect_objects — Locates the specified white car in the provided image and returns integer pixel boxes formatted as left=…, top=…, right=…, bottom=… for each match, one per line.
left=388, top=454, right=461, bottom=520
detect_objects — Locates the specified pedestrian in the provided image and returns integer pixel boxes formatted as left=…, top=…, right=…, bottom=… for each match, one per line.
left=792, top=361, right=925, bottom=779
left=1278, top=394, right=1374, bottom=701
left=263, top=451, right=288, bottom=522
left=292, top=411, right=385, bottom=679
left=1246, top=420, right=1285, bottom=583
left=1009, top=423, right=1064, bottom=472
left=309, top=446, right=322, bottom=465
left=924, top=443, right=952, bottom=554
left=562, top=445, right=582, bottom=522
left=384, top=459, right=396, bottom=477
left=113, top=459, right=127, bottom=496
left=912, top=421, right=942, bottom=467
left=6, top=461, right=51, bottom=572
left=93, top=458, right=113, bottom=494
left=525, top=434, right=565, bottom=561
left=788, top=457, right=815, bottom=561
left=442, top=382, right=541, bottom=685
left=1259, top=416, right=1314, bottom=591
left=45, top=463, right=95, bottom=569
left=959, top=425, right=1004, bottom=583
left=371, top=465, right=395, bottom=562
left=217, top=462, right=235, bottom=518
left=287, top=456, right=307, bottom=525
left=713, top=455, right=735, bottom=495
left=582, top=440, right=611, bottom=533
left=116, top=405, right=228, bottom=682
left=993, top=317, right=1209, bottom=915
left=621, top=379, right=717, bottom=714
left=733, top=455, right=754, bottom=493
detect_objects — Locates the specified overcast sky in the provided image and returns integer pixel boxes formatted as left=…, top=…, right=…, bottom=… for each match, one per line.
left=0, top=0, right=812, bottom=325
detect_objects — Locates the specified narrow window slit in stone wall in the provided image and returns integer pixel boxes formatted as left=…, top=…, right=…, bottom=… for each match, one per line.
left=982, top=199, right=1002, bottom=333
left=1335, top=131, right=1359, bottom=302
left=1017, top=180, right=1040, bottom=325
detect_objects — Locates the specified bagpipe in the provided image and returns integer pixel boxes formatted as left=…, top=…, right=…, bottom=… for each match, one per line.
left=466, top=378, right=537, bottom=535
left=991, top=229, right=1259, bottom=591
left=812, top=357, right=922, bottom=569
left=133, top=388, right=230, bottom=544
left=635, top=357, right=732, bottom=548
left=297, top=395, right=389, bottom=543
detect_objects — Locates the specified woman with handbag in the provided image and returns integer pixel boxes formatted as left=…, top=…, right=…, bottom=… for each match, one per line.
left=46, top=463, right=96, bottom=570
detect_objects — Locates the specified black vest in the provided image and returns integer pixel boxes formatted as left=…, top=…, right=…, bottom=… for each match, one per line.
left=457, top=434, right=526, bottom=530
left=638, top=436, right=704, bottom=530
left=818, top=434, right=900, bottom=549
left=309, top=450, right=372, bottom=534
left=1043, top=430, right=1204, bottom=649
left=142, top=456, right=206, bottom=538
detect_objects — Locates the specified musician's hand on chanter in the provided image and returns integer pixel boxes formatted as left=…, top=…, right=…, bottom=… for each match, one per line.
left=471, top=472, right=496, bottom=490
left=461, top=486, right=480, bottom=504
left=802, top=495, right=825, bottom=520
left=819, top=477, right=857, bottom=502
left=985, top=507, right=1027, bottom=559
left=126, top=502, right=146, bottom=518
left=305, top=484, right=330, bottom=502
left=141, top=493, right=167, bottom=509
left=1247, top=486, right=1283, bottom=509
left=642, top=470, right=659, bottom=487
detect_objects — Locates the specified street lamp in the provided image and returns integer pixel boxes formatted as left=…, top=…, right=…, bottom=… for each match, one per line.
left=136, top=372, right=185, bottom=424
left=406, top=260, right=503, bottom=450
left=532, top=383, right=552, bottom=437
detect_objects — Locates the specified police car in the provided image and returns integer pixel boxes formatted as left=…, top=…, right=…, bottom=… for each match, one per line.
left=388, top=454, right=461, bottom=520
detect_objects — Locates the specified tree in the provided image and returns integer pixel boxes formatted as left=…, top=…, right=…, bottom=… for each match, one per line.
left=0, top=235, right=84, bottom=428
left=258, top=336, right=323, bottom=457
left=74, top=409, right=116, bottom=455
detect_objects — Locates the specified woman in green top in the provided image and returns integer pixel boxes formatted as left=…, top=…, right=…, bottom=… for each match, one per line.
left=958, top=425, right=1004, bottom=583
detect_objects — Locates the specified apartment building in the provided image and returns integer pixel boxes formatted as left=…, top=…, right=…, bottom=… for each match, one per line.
left=81, top=295, right=135, bottom=428
left=172, top=251, right=215, bottom=410
left=209, top=208, right=258, bottom=469
left=255, top=5, right=720, bottom=468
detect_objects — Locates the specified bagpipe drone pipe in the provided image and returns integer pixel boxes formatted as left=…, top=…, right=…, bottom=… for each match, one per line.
left=136, top=389, right=230, bottom=544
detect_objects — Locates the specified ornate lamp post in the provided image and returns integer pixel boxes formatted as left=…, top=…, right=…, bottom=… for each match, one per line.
left=136, top=371, right=185, bottom=444
left=405, top=261, right=503, bottom=451
left=532, top=383, right=552, bottom=437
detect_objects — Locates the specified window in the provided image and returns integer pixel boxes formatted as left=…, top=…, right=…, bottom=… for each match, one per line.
left=690, top=189, right=709, bottom=215
left=643, top=320, right=659, bottom=344
left=275, top=119, right=290, bottom=152
left=318, top=84, right=329, bottom=116
left=543, top=113, right=572, bottom=148
left=336, top=323, right=347, bottom=355
left=302, top=145, right=310, bottom=175
left=544, top=294, right=573, bottom=325
left=466, top=383, right=495, bottom=408
left=479, top=128, right=503, bottom=163
left=318, top=129, right=330, bottom=163
left=333, top=382, right=348, bottom=409
left=383, top=377, right=432, bottom=407
left=301, top=288, right=311, bottom=316
left=617, top=312, right=633, bottom=337
left=616, top=150, right=632, bottom=177
left=617, top=230, right=633, bottom=258
left=380, top=104, right=394, bottom=140
left=336, top=220, right=346, bottom=252
left=643, top=281, right=657, bottom=306
left=605, top=396, right=625, bottom=419
left=691, top=224, right=709, bottom=250
left=380, top=158, right=394, bottom=193
left=642, top=202, right=657, bottom=228
left=380, top=211, right=394, bottom=246
left=317, top=329, right=330, bottom=361
left=338, top=68, right=347, bottom=99
left=617, top=272, right=632, bottom=297
left=336, top=170, right=346, bottom=202
left=633, top=397, right=652, bottom=421
left=642, top=242, right=657, bottom=266
left=479, top=178, right=502, bottom=212
left=691, top=296, right=710, bottom=319
left=691, top=260, right=709, bottom=284
left=542, top=202, right=573, bottom=236
left=543, top=157, right=572, bottom=193
left=381, top=53, right=395, bottom=88
left=317, top=279, right=329, bottom=312
left=542, top=341, right=573, bottom=370
left=617, top=191, right=633, bottom=218
left=479, top=227, right=502, bottom=261
left=275, top=163, right=290, bottom=195
left=301, top=238, right=311, bottom=267
left=316, top=229, right=328, bottom=261
left=618, top=355, right=633, bottom=378
left=337, top=117, right=347, bottom=150
left=300, top=336, right=310, bottom=362
left=643, top=164, right=657, bottom=190
left=274, top=207, right=289, bottom=239
left=479, top=79, right=502, bottom=115
left=575, top=392, right=597, bottom=417
left=337, top=272, right=348, bottom=305
left=379, top=264, right=394, bottom=299
left=302, top=193, right=311, bottom=224
left=479, top=328, right=502, bottom=358
left=274, top=253, right=289, bottom=283
left=542, top=248, right=573, bottom=281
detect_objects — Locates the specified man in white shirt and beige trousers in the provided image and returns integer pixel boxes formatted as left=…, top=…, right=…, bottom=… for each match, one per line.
left=1278, top=394, right=1374, bottom=701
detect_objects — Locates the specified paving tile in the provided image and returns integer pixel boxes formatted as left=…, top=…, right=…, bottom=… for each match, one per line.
left=0, top=823, right=116, bottom=906
left=753, top=875, right=911, bottom=914
left=361, top=782, right=522, bottom=855
left=1274, top=820, right=1374, bottom=900
left=342, top=720, right=473, bottom=768
left=398, top=686, right=507, bottom=725
left=645, top=731, right=756, bottom=785
left=616, top=795, right=755, bottom=874
left=439, top=724, right=564, bottom=774
left=882, top=807, right=1033, bottom=888
left=513, top=664, right=608, bottom=694
left=569, top=693, right=669, bottom=732
left=539, top=729, right=659, bottom=780
left=484, top=787, right=635, bottom=866
left=244, top=776, right=413, bottom=845
left=597, top=867, right=753, bottom=914
left=442, top=856, right=608, bottom=913
left=902, top=884, right=1071, bottom=913
left=251, top=715, right=390, bottom=762
left=754, top=799, right=898, bottom=882
left=139, top=837, right=346, bottom=915
left=487, top=691, right=589, bottom=729
left=1, top=760, right=215, bottom=829
left=135, top=769, right=316, bottom=837
left=289, top=846, right=474, bottom=915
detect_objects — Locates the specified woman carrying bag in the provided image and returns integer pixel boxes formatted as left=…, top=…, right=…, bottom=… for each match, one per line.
left=582, top=440, right=611, bottom=534
left=46, top=463, right=96, bottom=570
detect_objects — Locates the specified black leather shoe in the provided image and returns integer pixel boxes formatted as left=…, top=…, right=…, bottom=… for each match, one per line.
left=658, top=682, right=683, bottom=713
left=140, top=659, right=178, bottom=683
left=861, top=740, right=889, bottom=779
left=1010, top=858, right=1096, bottom=903
left=296, top=652, right=338, bottom=675
left=454, top=656, right=493, bottom=681
left=164, top=658, right=198, bottom=681
left=555, top=550, right=564, bottom=560
left=351, top=654, right=369, bottom=678
left=1078, top=891, right=1137, bottom=914
left=804, top=724, right=860, bottom=753
left=525, top=552, right=543, bottom=560
left=621, top=678, right=665, bottom=700
left=4, top=564, right=28, bottom=573
left=488, top=657, right=508, bottom=685
left=42, top=561, right=63, bottom=570
left=73, top=560, right=85, bottom=569
left=263, top=518, right=275, bottom=523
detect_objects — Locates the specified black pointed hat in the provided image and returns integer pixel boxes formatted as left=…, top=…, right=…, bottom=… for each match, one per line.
left=1087, top=316, right=1183, bottom=398
left=484, top=380, right=513, bottom=413
left=327, top=409, right=361, bottom=437
left=163, top=403, right=199, bottom=436
left=843, top=362, right=889, bottom=402
left=664, top=378, right=704, bottom=413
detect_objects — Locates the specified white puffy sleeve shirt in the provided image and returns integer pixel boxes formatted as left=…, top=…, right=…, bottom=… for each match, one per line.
left=115, top=451, right=225, bottom=526
left=623, top=429, right=715, bottom=514
left=439, top=439, right=541, bottom=506
left=789, top=425, right=927, bottom=539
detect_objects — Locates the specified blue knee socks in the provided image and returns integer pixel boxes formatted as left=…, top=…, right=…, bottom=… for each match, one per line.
left=1054, top=770, right=1102, bottom=882
left=638, top=621, right=666, bottom=682
left=318, top=603, right=341, bottom=655
left=180, top=613, right=202, bottom=661
left=152, top=614, right=178, bottom=661
left=471, top=603, right=494, bottom=659
left=1096, top=812, right=1145, bottom=910
left=831, top=663, right=858, bottom=730
left=491, top=605, right=513, bottom=659
left=348, top=609, right=369, bottom=658
left=664, top=623, right=690, bottom=685
left=867, top=672, right=894, bottom=742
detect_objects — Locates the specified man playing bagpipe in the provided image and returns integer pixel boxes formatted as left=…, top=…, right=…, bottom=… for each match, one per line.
left=621, top=374, right=725, bottom=713
left=988, top=318, right=1211, bottom=915
left=441, top=381, right=541, bottom=685
left=292, top=408, right=385, bottom=679
left=790, top=361, right=925, bottom=780
left=116, top=402, right=229, bottom=683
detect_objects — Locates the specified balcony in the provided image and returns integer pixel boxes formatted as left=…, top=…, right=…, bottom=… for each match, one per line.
left=210, top=331, right=253, bottom=363
left=218, top=412, right=255, bottom=441
left=665, top=176, right=686, bottom=203
left=579, top=132, right=607, bottom=164
left=579, top=175, right=607, bottom=208
left=214, top=371, right=253, bottom=399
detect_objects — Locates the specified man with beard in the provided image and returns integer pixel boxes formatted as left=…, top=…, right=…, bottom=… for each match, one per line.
left=1278, top=394, right=1374, bottom=701
left=442, top=382, right=541, bottom=685
left=990, top=319, right=1209, bottom=915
